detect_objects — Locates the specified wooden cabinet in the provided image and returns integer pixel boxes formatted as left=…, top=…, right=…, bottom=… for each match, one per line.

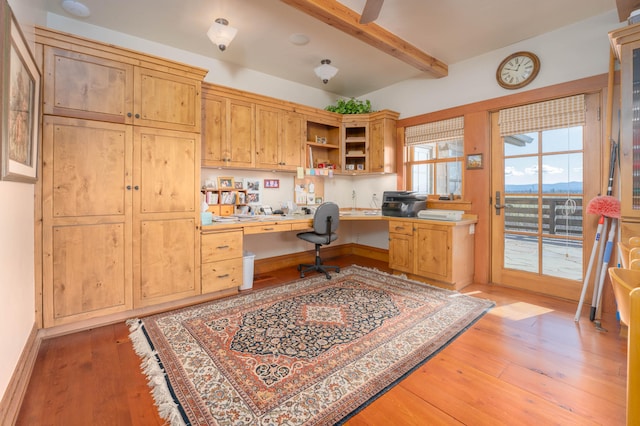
left=342, top=119, right=368, bottom=172
left=201, top=230, right=243, bottom=293
left=369, top=112, right=398, bottom=173
left=133, top=127, right=201, bottom=307
left=202, top=87, right=255, bottom=167
left=341, top=111, right=399, bottom=174
left=388, top=218, right=475, bottom=290
left=42, top=117, right=133, bottom=326
left=388, top=221, right=414, bottom=273
left=610, top=24, right=640, bottom=241
left=42, top=46, right=202, bottom=132
left=38, top=28, right=205, bottom=326
left=305, top=115, right=342, bottom=170
left=255, top=106, right=304, bottom=170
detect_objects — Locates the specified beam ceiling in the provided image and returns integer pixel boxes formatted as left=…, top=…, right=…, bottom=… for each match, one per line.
left=280, top=0, right=448, bottom=78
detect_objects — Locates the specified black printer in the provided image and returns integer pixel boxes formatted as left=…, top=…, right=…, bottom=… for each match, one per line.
left=381, top=191, right=427, bottom=217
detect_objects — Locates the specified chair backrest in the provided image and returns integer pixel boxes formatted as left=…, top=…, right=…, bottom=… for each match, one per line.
left=608, top=267, right=640, bottom=326
left=312, top=202, right=339, bottom=235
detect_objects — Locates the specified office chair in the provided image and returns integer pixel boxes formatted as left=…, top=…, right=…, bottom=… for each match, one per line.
left=297, top=202, right=340, bottom=279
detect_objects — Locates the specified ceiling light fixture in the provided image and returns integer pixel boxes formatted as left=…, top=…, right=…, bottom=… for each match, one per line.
left=61, top=0, right=91, bottom=18
left=207, top=18, right=238, bottom=51
left=314, top=59, right=338, bottom=84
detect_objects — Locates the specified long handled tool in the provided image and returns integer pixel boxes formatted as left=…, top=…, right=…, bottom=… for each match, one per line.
left=591, top=218, right=618, bottom=321
left=574, top=215, right=604, bottom=321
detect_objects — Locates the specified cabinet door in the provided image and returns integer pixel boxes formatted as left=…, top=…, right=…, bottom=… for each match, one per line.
left=281, top=112, right=304, bottom=170
left=134, top=127, right=198, bottom=214
left=369, top=117, right=396, bottom=173
left=42, top=116, right=133, bottom=327
left=414, top=224, right=450, bottom=280
left=136, top=217, right=199, bottom=306
left=389, top=232, right=414, bottom=273
left=202, top=92, right=227, bottom=166
left=43, top=46, right=134, bottom=124
left=255, top=105, right=282, bottom=168
left=134, top=67, right=201, bottom=132
left=228, top=99, right=255, bottom=167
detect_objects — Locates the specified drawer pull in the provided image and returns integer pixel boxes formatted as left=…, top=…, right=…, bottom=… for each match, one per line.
left=394, top=226, right=405, bottom=231
left=217, top=274, right=230, bottom=279
left=262, top=227, right=274, bottom=231
left=216, top=245, right=230, bottom=249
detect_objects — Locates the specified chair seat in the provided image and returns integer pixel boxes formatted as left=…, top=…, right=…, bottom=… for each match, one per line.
left=296, top=231, right=337, bottom=245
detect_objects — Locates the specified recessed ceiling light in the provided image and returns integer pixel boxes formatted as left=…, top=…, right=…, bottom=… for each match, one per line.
left=61, top=0, right=91, bottom=18
left=289, top=33, right=310, bottom=46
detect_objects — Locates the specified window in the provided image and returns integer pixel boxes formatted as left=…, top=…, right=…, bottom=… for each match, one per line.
left=405, top=117, right=464, bottom=196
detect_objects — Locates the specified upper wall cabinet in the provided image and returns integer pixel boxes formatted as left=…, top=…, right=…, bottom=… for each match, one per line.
left=256, top=105, right=304, bottom=171
left=39, top=28, right=206, bottom=133
left=202, top=86, right=256, bottom=168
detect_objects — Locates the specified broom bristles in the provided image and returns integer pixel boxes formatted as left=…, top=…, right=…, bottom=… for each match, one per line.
left=586, top=195, right=620, bottom=219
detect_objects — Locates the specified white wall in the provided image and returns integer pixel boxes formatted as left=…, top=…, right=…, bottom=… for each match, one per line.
left=365, top=11, right=625, bottom=119
left=0, top=0, right=42, bottom=402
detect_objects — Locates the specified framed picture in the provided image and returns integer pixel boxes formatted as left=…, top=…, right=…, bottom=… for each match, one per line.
left=218, top=176, right=234, bottom=189
left=234, top=181, right=243, bottom=189
left=1, top=5, right=41, bottom=183
left=264, top=179, right=279, bottom=188
left=466, top=153, right=483, bottom=170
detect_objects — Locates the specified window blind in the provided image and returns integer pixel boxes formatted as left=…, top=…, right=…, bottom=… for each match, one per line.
left=405, top=116, right=464, bottom=146
left=498, top=94, right=585, bottom=136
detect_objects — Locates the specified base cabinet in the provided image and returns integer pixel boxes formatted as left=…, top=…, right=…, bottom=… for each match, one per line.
left=201, top=230, right=243, bottom=293
left=388, top=219, right=475, bottom=289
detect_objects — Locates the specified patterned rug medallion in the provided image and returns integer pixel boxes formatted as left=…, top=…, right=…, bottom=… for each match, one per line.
left=129, top=265, right=494, bottom=425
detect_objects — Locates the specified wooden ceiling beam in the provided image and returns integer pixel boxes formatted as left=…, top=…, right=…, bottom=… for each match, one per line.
left=280, top=0, right=448, bottom=78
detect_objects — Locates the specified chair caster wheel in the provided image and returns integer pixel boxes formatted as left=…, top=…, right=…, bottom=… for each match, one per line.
left=336, top=268, right=340, bottom=273
left=300, top=273, right=305, bottom=278
left=325, top=274, right=331, bottom=280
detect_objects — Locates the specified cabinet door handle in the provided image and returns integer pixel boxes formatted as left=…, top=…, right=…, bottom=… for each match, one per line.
left=217, top=274, right=229, bottom=279
left=135, top=113, right=140, bottom=119
left=126, top=185, right=132, bottom=190
left=134, top=185, right=140, bottom=190
left=127, top=112, right=132, bottom=118
left=216, top=245, right=229, bottom=249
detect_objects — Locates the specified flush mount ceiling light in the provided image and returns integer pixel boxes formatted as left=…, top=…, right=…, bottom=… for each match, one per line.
left=314, top=59, right=338, bottom=84
left=61, top=0, right=90, bottom=18
left=207, top=18, right=238, bottom=52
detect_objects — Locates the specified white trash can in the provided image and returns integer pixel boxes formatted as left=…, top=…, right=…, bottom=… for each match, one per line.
left=241, top=251, right=255, bottom=290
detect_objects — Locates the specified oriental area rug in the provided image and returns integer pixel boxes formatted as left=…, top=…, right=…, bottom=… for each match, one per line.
left=128, top=265, right=494, bottom=426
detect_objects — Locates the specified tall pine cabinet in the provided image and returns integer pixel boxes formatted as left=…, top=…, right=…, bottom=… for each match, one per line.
left=36, top=28, right=207, bottom=327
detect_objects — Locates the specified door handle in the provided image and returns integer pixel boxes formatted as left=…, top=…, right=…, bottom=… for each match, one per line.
left=494, top=191, right=512, bottom=215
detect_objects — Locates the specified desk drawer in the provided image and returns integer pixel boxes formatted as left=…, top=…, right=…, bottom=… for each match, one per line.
left=202, top=230, right=243, bottom=262
left=244, top=223, right=292, bottom=234
left=202, top=258, right=242, bottom=293
left=291, top=221, right=313, bottom=231
left=388, top=220, right=414, bottom=236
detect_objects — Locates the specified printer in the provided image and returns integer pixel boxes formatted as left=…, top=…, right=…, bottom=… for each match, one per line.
left=381, top=191, right=427, bottom=217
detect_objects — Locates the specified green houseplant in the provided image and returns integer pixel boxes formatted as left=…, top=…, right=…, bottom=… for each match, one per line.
left=325, top=98, right=373, bottom=114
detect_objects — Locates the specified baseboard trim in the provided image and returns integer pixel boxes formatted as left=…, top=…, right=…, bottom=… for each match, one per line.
left=254, top=243, right=388, bottom=274
left=0, top=323, right=41, bottom=426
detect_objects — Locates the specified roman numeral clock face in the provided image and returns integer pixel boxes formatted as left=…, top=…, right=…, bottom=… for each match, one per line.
left=496, top=51, right=540, bottom=89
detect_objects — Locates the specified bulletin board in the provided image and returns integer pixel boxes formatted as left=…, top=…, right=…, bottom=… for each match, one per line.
left=294, top=176, right=324, bottom=206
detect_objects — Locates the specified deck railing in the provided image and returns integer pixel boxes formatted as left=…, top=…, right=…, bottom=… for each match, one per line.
left=503, top=196, right=583, bottom=237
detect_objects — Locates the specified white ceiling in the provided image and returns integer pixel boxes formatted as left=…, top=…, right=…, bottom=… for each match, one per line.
left=35, top=0, right=617, bottom=97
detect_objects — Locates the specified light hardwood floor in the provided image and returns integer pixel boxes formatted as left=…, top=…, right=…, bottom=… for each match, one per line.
left=16, top=255, right=627, bottom=425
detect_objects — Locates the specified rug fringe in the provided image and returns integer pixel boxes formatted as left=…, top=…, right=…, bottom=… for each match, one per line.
left=127, top=319, right=187, bottom=426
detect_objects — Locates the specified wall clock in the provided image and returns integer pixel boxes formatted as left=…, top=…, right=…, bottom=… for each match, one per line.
left=496, top=51, right=540, bottom=90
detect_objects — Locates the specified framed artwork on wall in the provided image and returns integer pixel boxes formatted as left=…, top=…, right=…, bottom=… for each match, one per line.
left=217, top=176, right=235, bottom=189
left=1, top=3, right=41, bottom=183
left=466, top=153, right=483, bottom=170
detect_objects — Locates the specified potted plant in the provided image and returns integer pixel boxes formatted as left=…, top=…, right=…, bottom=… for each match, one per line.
left=325, top=98, right=373, bottom=114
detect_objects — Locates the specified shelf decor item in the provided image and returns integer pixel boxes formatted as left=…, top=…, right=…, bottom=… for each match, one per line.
left=218, top=176, right=235, bottom=189
left=1, top=3, right=41, bottom=182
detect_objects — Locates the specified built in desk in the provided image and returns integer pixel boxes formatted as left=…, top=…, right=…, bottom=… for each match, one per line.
left=201, top=211, right=478, bottom=291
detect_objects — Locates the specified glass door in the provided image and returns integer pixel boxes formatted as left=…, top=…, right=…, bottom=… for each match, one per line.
left=490, top=94, right=601, bottom=300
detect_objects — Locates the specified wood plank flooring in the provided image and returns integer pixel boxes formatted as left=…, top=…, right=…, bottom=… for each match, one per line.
left=16, top=255, right=627, bottom=425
